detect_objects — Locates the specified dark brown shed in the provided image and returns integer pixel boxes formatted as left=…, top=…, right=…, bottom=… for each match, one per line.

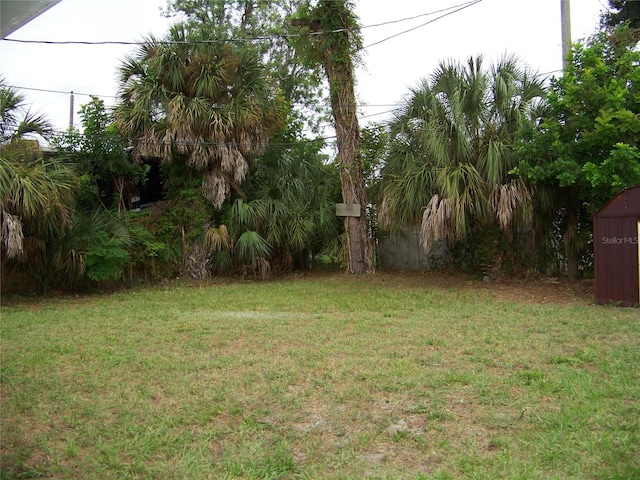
left=593, top=185, right=640, bottom=307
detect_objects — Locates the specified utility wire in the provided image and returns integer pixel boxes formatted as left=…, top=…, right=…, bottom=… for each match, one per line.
left=4, top=34, right=294, bottom=46
left=363, top=0, right=480, bottom=31
left=2, top=1, right=482, bottom=46
left=46, top=128, right=339, bottom=148
left=364, top=0, right=483, bottom=49
left=6, top=1, right=481, bottom=103
left=537, top=68, right=563, bottom=78
left=4, top=1, right=482, bottom=132
left=7, top=84, right=400, bottom=115
left=6, top=85, right=117, bottom=99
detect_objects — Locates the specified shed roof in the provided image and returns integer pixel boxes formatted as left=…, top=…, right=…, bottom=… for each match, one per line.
left=1, top=1, right=61, bottom=39
left=593, top=185, right=640, bottom=218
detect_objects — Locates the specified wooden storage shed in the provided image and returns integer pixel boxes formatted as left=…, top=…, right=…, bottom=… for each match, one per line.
left=593, top=185, right=640, bottom=307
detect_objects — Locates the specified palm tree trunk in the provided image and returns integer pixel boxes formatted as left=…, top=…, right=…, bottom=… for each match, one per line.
left=315, top=10, right=372, bottom=274
left=291, top=1, right=373, bottom=273
left=323, top=58, right=372, bottom=273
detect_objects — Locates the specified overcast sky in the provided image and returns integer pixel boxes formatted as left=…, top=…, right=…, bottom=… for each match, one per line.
left=1, top=0, right=606, bottom=135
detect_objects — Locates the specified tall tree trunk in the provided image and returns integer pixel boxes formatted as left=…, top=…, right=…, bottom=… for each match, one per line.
left=565, top=206, right=579, bottom=279
left=322, top=54, right=372, bottom=273
left=296, top=0, right=373, bottom=274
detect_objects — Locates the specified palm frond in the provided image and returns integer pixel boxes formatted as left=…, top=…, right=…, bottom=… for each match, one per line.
left=1, top=79, right=53, bottom=142
left=202, top=171, right=230, bottom=209
left=1, top=211, right=25, bottom=259
left=235, top=230, right=271, bottom=267
left=420, top=194, right=453, bottom=254
left=204, top=224, right=232, bottom=252
left=489, top=180, right=533, bottom=231
left=15, top=110, right=53, bottom=139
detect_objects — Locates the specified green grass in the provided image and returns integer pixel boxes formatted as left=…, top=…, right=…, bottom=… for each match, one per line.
left=1, top=273, right=639, bottom=479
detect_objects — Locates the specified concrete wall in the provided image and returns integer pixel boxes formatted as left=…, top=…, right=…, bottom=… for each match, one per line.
left=377, top=226, right=431, bottom=271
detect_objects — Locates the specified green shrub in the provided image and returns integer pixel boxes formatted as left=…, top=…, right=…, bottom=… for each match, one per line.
left=86, top=238, right=130, bottom=282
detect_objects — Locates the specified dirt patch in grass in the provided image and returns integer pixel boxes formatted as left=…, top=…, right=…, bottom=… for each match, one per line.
left=293, top=270, right=596, bottom=306
left=1, top=270, right=595, bottom=308
left=466, top=275, right=595, bottom=306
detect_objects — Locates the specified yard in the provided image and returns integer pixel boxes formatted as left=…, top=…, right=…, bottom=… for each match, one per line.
left=1, top=272, right=639, bottom=479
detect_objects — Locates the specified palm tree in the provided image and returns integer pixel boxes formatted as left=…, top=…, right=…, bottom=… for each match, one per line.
left=291, top=0, right=373, bottom=274
left=204, top=148, right=342, bottom=277
left=114, top=26, right=285, bottom=209
left=0, top=78, right=51, bottom=143
left=0, top=80, right=78, bottom=262
left=0, top=154, right=78, bottom=261
left=378, top=55, right=546, bottom=268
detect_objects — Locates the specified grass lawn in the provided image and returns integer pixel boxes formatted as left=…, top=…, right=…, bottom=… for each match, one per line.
left=1, top=272, right=639, bottom=479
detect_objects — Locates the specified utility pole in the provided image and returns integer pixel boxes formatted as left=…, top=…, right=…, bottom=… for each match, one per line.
left=69, top=91, right=74, bottom=129
left=561, top=0, right=572, bottom=72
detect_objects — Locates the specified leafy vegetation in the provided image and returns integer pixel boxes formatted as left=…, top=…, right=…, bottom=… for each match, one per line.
left=515, top=25, right=640, bottom=277
left=213, top=152, right=342, bottom=276
left=3, top=2, right=639, bottom=290
left=1, top=83, right=150, bottom=291
left=377, top=55, right=546, bottom=273
left=602, top=0, right=640, bottom=30
left=55, top=97, right=149, bottom=211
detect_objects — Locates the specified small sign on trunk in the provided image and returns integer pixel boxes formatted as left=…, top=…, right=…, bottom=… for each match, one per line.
left=336, top=203, right=361, bottom=217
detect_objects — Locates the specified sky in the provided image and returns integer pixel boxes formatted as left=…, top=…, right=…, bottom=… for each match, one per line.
left=0, top=0, right=607, bottom=137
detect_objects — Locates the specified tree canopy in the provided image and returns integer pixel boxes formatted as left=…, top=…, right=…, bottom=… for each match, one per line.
left=515, top=26, right=640, bottom=276
left=163, top=0, right=328, bottom=132
left=602, top=0, right=640, bottom=30
left=378, top=55, right=546, bottom=271
left=114, top=26, right=285, bottom=209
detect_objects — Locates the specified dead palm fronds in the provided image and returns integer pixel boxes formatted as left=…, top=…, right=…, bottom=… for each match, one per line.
left=204, top=224, right=232, bottom=253
left=420, top=194, right=453, bottom=254
left=489, top=180, right=533, bottom=231
left=0, top=155, right=78, bottom=260
left=114, top=30, right=285, bottom=209
left=0, top=212, right=24, bottom=259
left=380, top=55, right=545, bottom=260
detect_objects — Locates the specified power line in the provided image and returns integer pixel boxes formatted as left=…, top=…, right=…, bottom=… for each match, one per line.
left=3, top=1, right=485, bottom=131
left=3, top=34, right=298, bottom=46
left=359, top=109, right=396, bottom=119
left=362, top=0, right=480, bottom=31
left=2, top=1, right=483, bottom=47
left=537, top=68, right=563, bottom=78
left=46, top=128, right=339, bottom=149
left=364, top=0, right=483, bottom=49
left=6, top=84, right=400, bottom=116
left=3, top=1, right=485, bottom=107
left=6, top=84, right=117, bottom=99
